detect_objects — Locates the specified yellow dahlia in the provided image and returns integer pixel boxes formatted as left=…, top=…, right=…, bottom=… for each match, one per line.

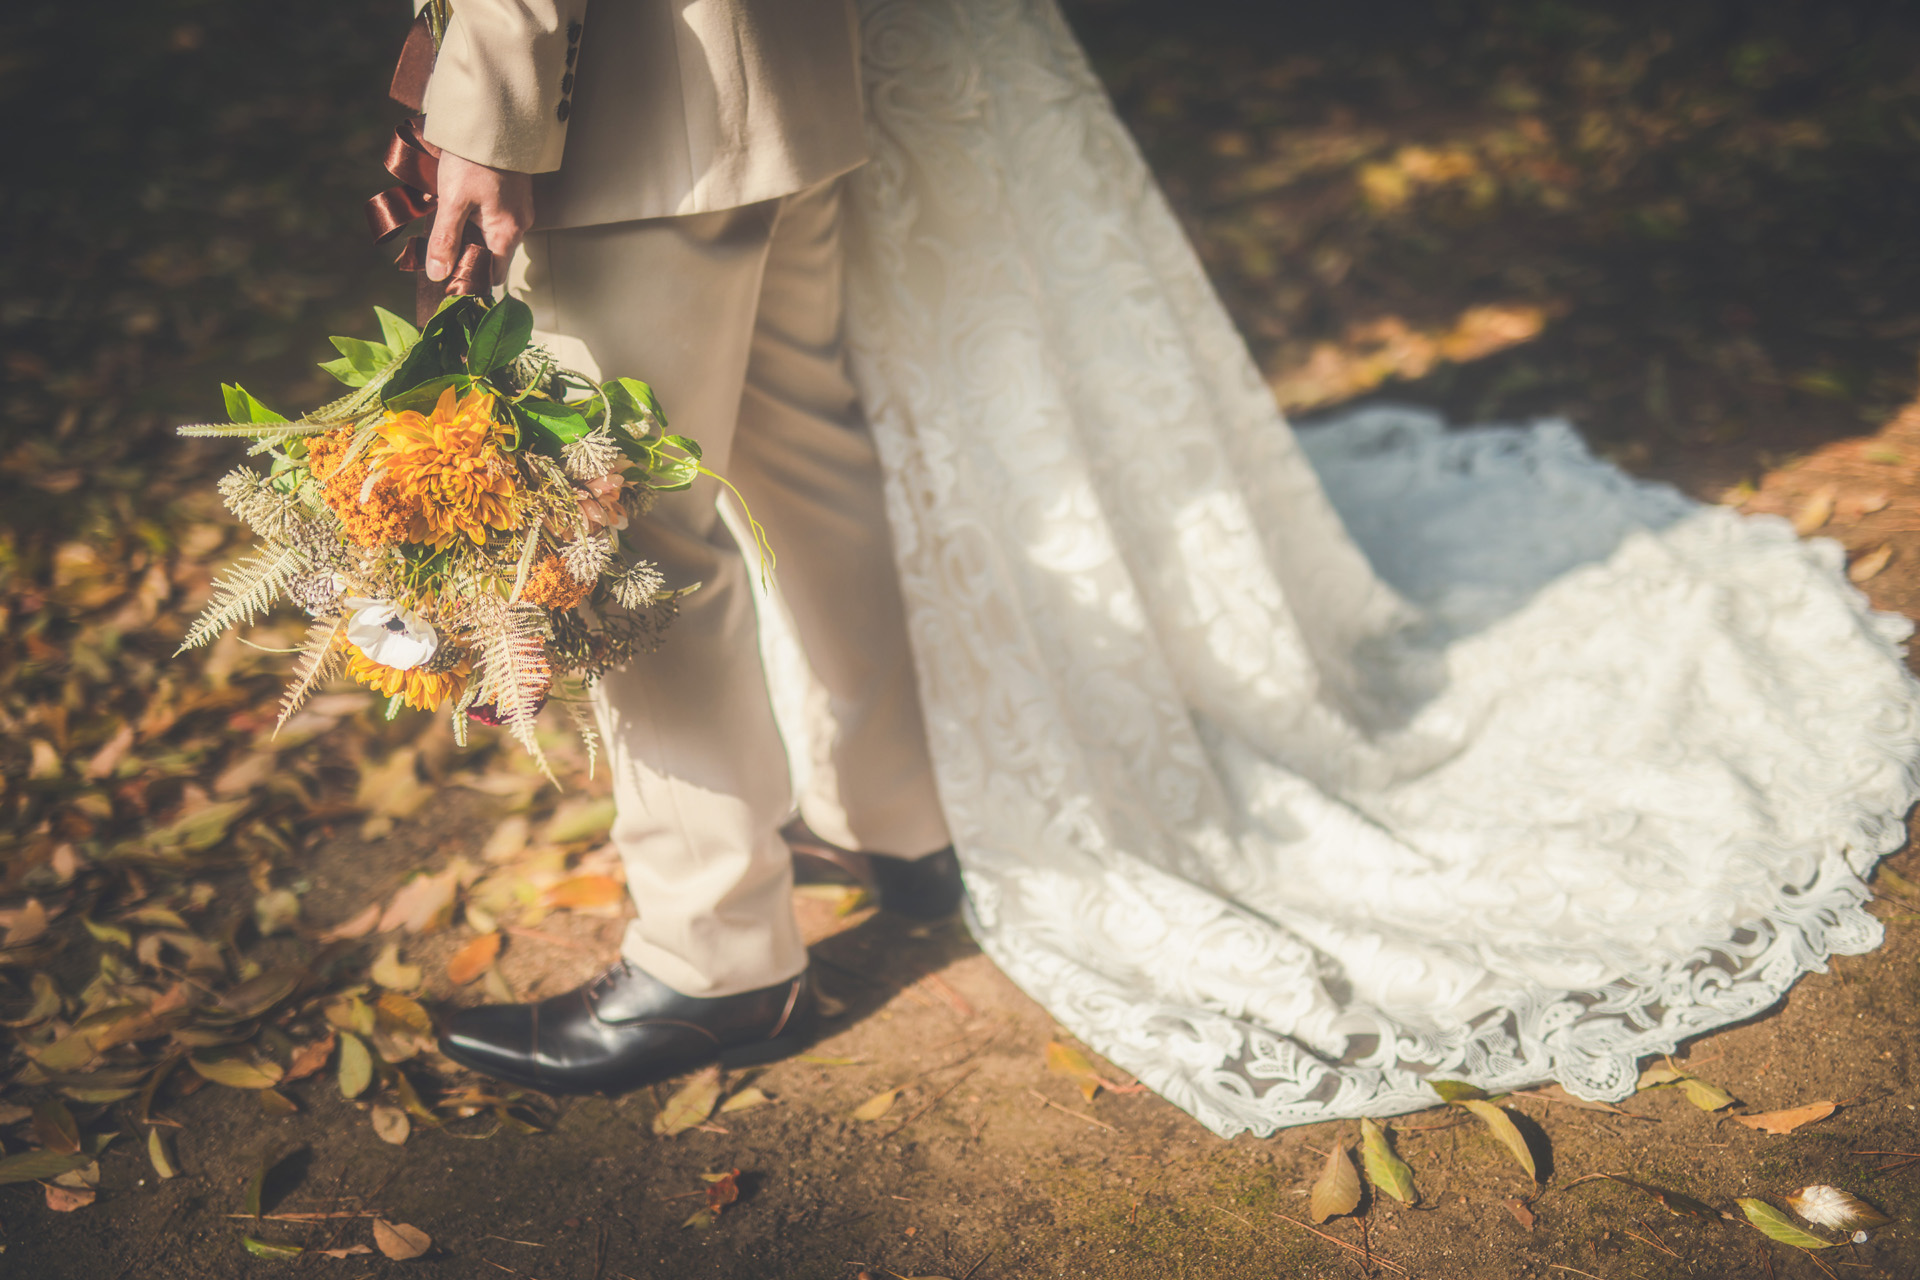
left=377, top=386, right=522, bottom=548
left=346, top=650, right=470, bottom=710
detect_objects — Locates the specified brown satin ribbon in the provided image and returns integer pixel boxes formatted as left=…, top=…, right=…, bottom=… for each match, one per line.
left=368, top=15, right=491, bottom=321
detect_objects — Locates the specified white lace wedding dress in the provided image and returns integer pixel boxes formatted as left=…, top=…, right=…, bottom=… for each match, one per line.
left=780, top=0, right=1920, bottom=1136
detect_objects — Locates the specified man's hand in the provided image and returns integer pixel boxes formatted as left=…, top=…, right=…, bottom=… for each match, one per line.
left=427, top=151, right=534, bottom=283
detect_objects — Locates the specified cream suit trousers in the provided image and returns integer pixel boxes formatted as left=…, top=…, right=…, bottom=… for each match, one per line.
left=510, top=179, right=951, bottom=998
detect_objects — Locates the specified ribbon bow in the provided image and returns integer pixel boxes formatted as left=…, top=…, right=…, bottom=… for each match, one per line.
left=365, top=116, right=493, bottom=309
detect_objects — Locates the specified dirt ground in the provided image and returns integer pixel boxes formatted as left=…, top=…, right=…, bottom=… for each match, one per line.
left=9, top=1, right=1920, bottom=1277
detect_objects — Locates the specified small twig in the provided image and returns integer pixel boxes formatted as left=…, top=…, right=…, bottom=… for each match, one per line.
left=225, top=1212, right=380, bottom=1222
left=873, top=1068, right=978, bottom=1142
left=481, top=1235, right=545, bottom=1246
left=1025, top=1088, right=1117, bottom=1133
left=1253, top=1210, right=1410, bottom=1276
left=958, top=1246, right=995, bottom=1280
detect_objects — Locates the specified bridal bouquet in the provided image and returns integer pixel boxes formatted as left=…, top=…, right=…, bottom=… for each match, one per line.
left=176, top=295, right=724, bottom=776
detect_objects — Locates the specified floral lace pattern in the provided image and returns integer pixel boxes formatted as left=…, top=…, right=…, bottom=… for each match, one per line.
left=830, top=0, right=1920, bottom=1136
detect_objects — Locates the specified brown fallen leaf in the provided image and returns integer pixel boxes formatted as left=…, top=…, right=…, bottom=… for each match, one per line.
left=34, top=1099, right=80, bottom=1155
left=44, top=1183, right=95, bottom=1212
left=446, top=931, right=502, bottom=986
left=317, top=1246, right=374, bottom=1259
left=703, top=1167, right=742, bottom=1217
left=4, top=899, right=50, bottom=947
left=372, top=1219, right=432, bottom=1260
left=378, top=867, right=460, bottom=935
left=1736, top=1101, right=1837, bottom=1135
left=1309, top=1143, right=1362, bottom=1223
left=318, top=903, right=381, bottom=943
left=1505, top=1198, right=1535, bottom=1228
left=653, top=1066, right=722, bottom=1136
left=283, top=1032, right=337, bottom=1084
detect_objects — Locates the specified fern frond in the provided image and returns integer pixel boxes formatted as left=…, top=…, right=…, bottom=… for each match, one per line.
left=176, top=419, right=332, bottom=441
left=564, top=688, right=601, bottom=780
left=275, top=616, right=347, bottom=731
left=177, top=543, right=308, bottom=653
left=467, top=598, right=555, bottom=782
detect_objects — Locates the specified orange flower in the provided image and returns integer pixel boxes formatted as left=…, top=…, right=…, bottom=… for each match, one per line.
left=311, top=427, right=416, bottom=548
left=377, top=386, right=522, bottom=548
left=522, top=553, right=594, bottom=611
left=346, top=649, right=469, bottom=711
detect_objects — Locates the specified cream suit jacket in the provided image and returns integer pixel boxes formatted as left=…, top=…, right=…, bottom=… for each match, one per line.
left=420, top=0, right=869, bottom=229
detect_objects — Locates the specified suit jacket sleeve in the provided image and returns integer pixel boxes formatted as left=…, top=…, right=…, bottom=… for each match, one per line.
left=421, top=0, right=589, bottom=173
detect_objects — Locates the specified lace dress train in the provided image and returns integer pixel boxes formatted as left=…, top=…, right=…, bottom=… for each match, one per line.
left=777, top=0, right=1920, bottom=1136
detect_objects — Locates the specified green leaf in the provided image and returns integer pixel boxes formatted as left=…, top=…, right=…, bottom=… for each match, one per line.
left=244, top=1153, right=267, bottom=1217
left=607, top=377, right=666, bottom=429
left=0, top=1150, right=91, bottom=1185
left=1738, top=1198, right=1836, bottom=1250
left=512, top=396, right=593, bottom=453
left=1360, top=1117, right=1418, bottom=1204
left=382, top=373, right=469, bottom=415
left=1461, top=1100, right=1537, bottom=1180
left=662, top=432, right=702, bottom=460
left=388, top=295, right=482, bottom=392
left=223, top=384, right=288, bottom=424
left=241, top=1237, right=303, bottom=1260
left=1429, top=1079, right=1488, bottom=1104
left=328, top=335, right=394, bottom=381
left=375, top=306, right=422, bottom=353
left=317, top=356, right=366, bottom=387
left=467, top=296, right=535, bottom=374
left=34, top=1099, right=80, bottom=1154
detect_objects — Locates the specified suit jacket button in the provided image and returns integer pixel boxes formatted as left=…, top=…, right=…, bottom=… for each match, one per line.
left=557, top=98, right=572, bottom=122
left=561, top=72, right=574, bottom=95
left=567, top=20, right=582, bottom=42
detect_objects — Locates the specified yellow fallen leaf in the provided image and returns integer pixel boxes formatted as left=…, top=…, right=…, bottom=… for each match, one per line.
left=1736, top=1100, right=1837, bottom=1135
left=1849, top=544, right=1894, bottom=583
left=852, top=1087, right=902, bottom=1121
left=719, top=1087, right=772, bottom=1114
left=1793, top=485, right=1837, bottom=535
left=1461, top=1100, right=1536, bottom=1180
left=653, top=1066, right=722, bottom=1136
left=1046, top=1040, right=1104, bottom=1103
left=369, top=941, right=422, bottom=992
left=189, top=1050, right=285, bottom=1090
left=1360, top=1116, right=1417, bottom=1205
left=147, top=1128, right=178, bottom=1179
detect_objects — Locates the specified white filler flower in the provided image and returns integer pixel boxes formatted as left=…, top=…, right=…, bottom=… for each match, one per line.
left=346, top=602, right=440, bottom=671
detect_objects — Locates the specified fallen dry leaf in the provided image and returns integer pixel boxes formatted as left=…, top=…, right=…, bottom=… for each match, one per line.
left=1849, top=544, right=1894, bottom=583
left=1505, top=1198, right=1535, bottom=1228
left=372, top=1219, right=431, bottom=1260
left=445, top=931, right=502, bottom=986
left=654, top=1067, right=722, bottom=1136
left=318, top=903, right=381, bottom=943
left=1793, top=485, right=1838, bottom=535
left=44, top=1183, right=95, bottom=1212
left=702, top=1167, right=742, bottom=1217
left=852, top=1087, right=902, bottom=1122
left=369, top=941, right=423, bottom=992
left=1308, top=1143, right=1361, bottom=1223
left=378, top=868, right=460, bottom=935
left=719, top=1086, right=772, bottom=1114
left=545, top=874, right=625, bottom=909
left=370, top=1105, right=411, bottom=1146
left=1785, top=1185, right=1892, bottom=1232
left=283, top=1032, right=337, bottom=1084
left=1360, top=1116, right=1418, bottom=1205
left=1736, top=1100, right=1837, bottom=1135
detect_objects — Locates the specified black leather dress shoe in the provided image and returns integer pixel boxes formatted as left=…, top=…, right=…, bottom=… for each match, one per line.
left=438, top=961, right=815, bottom=1095
left=867, top=848, right=964, bottom=919
left=783, top=820, right=966, bottom=919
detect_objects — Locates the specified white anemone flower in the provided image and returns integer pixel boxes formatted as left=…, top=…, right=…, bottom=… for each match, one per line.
left=346, top=602, right=440, bottom=671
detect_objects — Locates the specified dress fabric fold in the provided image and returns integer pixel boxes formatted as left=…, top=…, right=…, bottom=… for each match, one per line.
left=807, top=0, right=1920, bottom=1136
